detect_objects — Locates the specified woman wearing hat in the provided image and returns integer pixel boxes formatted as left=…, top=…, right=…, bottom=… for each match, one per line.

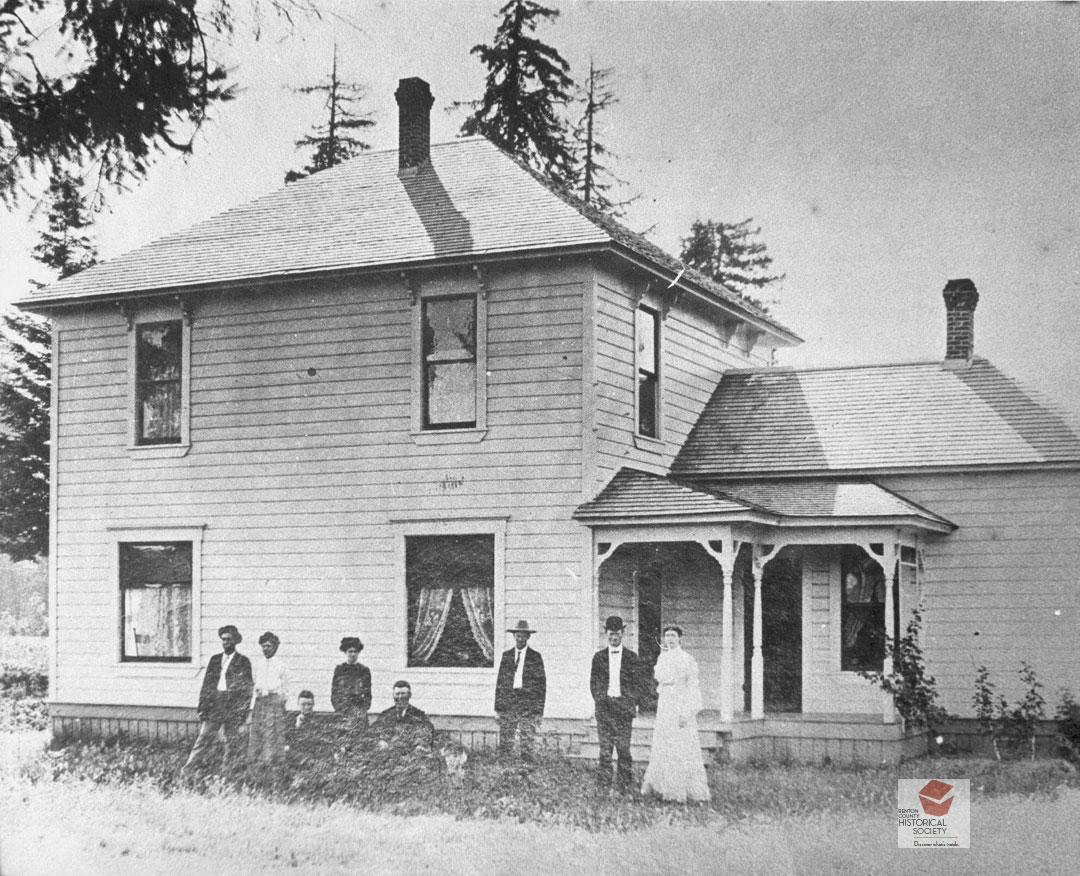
left=331, top=636, right=372, bottom=727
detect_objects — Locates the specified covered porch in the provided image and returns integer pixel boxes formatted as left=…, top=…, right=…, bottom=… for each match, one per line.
left=574, top=469, right=956, bottom=759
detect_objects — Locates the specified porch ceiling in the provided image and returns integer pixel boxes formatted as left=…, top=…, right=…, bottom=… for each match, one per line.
left=573, top=467, right=956, bottom=532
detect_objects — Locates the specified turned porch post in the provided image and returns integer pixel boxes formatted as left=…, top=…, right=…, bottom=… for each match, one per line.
left=750, top=544, right=766, bottom=719
left=701, top=537, right=738, bottom=723
left=857, top=539, right=898, bottom=724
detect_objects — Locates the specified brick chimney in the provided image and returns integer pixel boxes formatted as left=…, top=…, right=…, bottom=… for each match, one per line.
left=942, top=278, right=979, bottom=366
left=395, top=77, right=434, bottom=174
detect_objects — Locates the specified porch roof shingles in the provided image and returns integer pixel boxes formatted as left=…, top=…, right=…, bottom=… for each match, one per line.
left=573, top=468, right=751, bottom=520
left=717, top=481, right=954, bottom=527
left=574, top=468, right=956, bottom=529
left=671, top=359, right=1080, bottom=477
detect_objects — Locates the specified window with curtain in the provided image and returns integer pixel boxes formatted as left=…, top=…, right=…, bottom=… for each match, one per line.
left=120, top=542, right=192, bottom=662
left=406, top=534, right=494, bottom=667
left=135, top=320, right=183, bottom=444
left=422, top=296, right=476, bottom=429
left=636, top=305, right=659, bottom=438
left=840, top=547, right=886, bottom=672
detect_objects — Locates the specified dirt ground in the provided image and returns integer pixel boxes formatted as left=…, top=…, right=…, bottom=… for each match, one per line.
left=2, top=774, right=1079, bottom=876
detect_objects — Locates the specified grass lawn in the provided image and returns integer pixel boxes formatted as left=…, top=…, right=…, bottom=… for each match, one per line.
left=2, top=772, right=1079, bottom=875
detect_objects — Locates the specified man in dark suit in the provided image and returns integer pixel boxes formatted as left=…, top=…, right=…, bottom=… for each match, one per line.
left=590, top=615, right=643, bottom=793
left=494, top=619, right=547, bottom=763
left=182, top=624, right=254, bottom=775
left=372, top=680, right=435, bottom=753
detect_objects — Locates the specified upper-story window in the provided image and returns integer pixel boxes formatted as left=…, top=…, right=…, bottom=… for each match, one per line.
left=422, top=295, right=477, bottom=429
left=636, top=305, right=660, bottom=438
left=135, top=320, right=183, bottom=445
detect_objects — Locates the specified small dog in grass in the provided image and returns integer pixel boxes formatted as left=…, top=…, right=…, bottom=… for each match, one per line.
left=437, top=737, right=469, bottom=783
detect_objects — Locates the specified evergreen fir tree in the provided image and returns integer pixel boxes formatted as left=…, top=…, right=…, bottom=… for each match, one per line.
left=459, top=0, right=575, bottom=185
left=0, top=0, right=320, bottom=204
left=285, top=45, right=375, bottom=183
left=1, top=171, right=97, bottom=560
left=679, top=218, right=785, bottom=310
left=571, top=60, right=632, bottom=216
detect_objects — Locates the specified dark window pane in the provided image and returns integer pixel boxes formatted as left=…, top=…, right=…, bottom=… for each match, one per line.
left=120, top=543, right=192, bottom=662
left=638, top=372, right=658, bottom=437
left=637, top=306, right=659, bottom=437
left=422, top=297, right=476, bottom=429
left=840, top=548, right=886, bottom=671
left=406, top=534, right=494, bottom=668
left=135, top=321, right=182, bottom=444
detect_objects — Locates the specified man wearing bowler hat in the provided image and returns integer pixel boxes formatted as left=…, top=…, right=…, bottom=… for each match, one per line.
left=494, top=619, right=547, bottom=763
left=182, top=624, right=254, bottom=775
left=590, top=615, right=643, bottom=793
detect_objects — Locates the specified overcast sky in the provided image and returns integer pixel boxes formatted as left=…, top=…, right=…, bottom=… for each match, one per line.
left=3, top=1, right=1078, bottom=415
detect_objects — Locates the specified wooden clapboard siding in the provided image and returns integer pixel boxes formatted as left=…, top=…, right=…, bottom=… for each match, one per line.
left=879, top=469, right=1080, bottom=716
left=590, top=268, right=770, bottom=493
left=800, top=547, right=880, bottom=714
left=51, top=259, right=596, bottom=720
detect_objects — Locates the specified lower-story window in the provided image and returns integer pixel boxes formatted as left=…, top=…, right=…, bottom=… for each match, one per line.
left=406, top=534, right=494, bottom=668
left=120, top=542, right=193, bottom=662
left=840, top=547, right=885, bottom=672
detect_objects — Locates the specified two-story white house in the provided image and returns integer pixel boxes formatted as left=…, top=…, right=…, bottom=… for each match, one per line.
left=23, top=78, right=1080, bottom=763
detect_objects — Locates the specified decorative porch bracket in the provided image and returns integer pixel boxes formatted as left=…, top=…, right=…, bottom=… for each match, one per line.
left=855, top=538, right=900, bottom=724
left=699, top=536, right=738, bottom=723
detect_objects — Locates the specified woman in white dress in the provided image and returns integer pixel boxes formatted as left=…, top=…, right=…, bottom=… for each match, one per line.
left=641, top=625, right=711, bottom=802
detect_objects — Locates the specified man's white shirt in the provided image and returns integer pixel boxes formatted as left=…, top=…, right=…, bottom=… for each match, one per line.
left=607, top=648, right=622, bottom=697
left=513, top=645, right=528, bottom=689
left=217, top=650, right=235, bottom=691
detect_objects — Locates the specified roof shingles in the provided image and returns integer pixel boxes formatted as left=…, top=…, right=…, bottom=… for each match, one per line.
left=672, top=359, right=1080, bottom=476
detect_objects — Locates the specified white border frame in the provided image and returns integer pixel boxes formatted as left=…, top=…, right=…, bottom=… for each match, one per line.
left=107, top=524, right=205, bottom=677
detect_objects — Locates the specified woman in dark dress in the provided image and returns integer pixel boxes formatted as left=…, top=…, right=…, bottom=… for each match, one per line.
left=331, top=636, right=372, bottom=728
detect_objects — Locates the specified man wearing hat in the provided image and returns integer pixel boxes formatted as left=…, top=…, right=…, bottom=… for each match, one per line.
left=590, top=615, right=644, bottom=793
left=494, top=619, right=547, bottom=763
left=182, top=624, right=254, bottom=775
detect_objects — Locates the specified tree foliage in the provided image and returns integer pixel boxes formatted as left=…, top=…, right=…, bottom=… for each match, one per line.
left=459, top=0, right=575, bottom=185
left=0, top=305, right=51, bottom=562
left=571, top=60, right=632, bottom=216
left=31, top=170, right=99, bottom=279
left=0, top=0, right=317, bottom=204
left=0, top=171, right=97, bottom=561
left=679, top=218, right=784, bottom=310
left=285, top=45, right=374, bottom=183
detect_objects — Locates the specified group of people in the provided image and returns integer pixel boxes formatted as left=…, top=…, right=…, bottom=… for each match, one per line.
left=180, top=614, right=711, bottom=803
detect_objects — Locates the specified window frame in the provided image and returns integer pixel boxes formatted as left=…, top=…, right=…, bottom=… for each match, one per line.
left=108, top=525, right=204, bottom=673
left=394, top=516, right=506, bottom=674
left=635, top=303, right=661, bottom=441
left=127, top=302, right=191, bottom=457
left=411, top=278, right=488, bottom=442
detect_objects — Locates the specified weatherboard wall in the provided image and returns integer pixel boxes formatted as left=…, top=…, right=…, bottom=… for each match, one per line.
left=50, top=259, right=601, bottom=720
left=590, top=266, right=770, bottom=494
left=878, top=469, right=1080, bottom=716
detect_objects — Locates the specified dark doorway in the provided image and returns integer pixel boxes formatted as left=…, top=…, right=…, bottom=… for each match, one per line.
left=751, top=549, right=802, bottom=713
left=636, top=570, right=662, bottom=713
